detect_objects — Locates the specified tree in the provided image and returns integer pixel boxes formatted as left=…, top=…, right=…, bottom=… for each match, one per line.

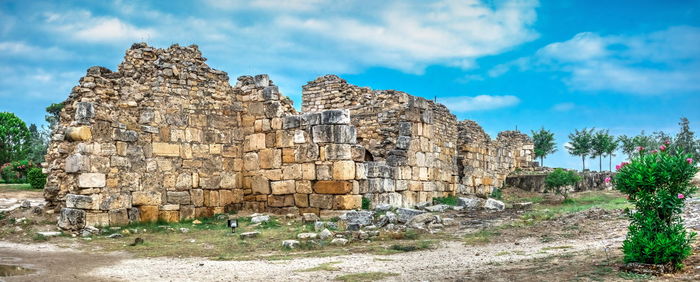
left=617, top=131, right=658, bottom=159
left=531, top=128, right=557, bottom=167
left=675, top=117, right=699, bottom=160
left=566, top=128, right=594, bottom=171
left=591, top=130, right=610, bottom=171
left=0, top=112, right=31, bottom=164
left=604, top=134, right=619, bottom=171
left=45, top=102, right=64, bottom=129
left=545, top=168, right=581, bottom=200
left=26, top=123, right=49, bottom=163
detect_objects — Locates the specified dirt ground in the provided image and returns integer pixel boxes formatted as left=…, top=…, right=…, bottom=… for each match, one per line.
left=1, top=187, right=700, bottom=281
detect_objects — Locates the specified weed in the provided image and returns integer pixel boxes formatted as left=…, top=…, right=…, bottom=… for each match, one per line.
left=541, top=245, right=573, bottom=251
left=490, top=188, right=503, bottom=200
left=297, top=261, right=341, bottom=272
left=495, top=251, right=510, bottom=256
left=334, top=272, right=399, bottom=282
left=32, top=233, right=48, bottom=241
left=464, top=229, right=501, bottom=245
left=362, top=197, right=371, bottom=210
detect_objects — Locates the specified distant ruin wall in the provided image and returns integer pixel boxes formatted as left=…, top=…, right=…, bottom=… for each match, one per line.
left=505, top=172, right=614, bottom=193
left=45, top=43, right=534, bottom=229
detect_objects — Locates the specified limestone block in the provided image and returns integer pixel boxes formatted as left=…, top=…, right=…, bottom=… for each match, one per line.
left=355, top=163, right=366, bottom=180
left=333, top=195, right=361, bottom=210
left=85, top=212, right=109, bottom=227
left=66, top=126, right=92, bottom=141
left=220, top=172, right=237, bottom=188
left=282, top=164, right=302, bottom=180
left=113, top=128, right=138, bottom=142
left=312, top=125, right=356, bottom=143
left=74, top=101, right=95, bottom=124
left=66, top=194, right=97, bottom=209
left=167, top=191, right=191, bottom=204
left=293, top=130, right=306, bottom=143
left=109, top=209, right=129, bottom=226
left=138, top=205, right=159, bottom=222
left=191, top=189, right=204, bottom=206
left=243, top=152, right=259, bottom=171
left=180, top=205, right=195, bottom=221
left=313, top=181, right=352, bottom=194
left=268, top=195, right=294, bottom=207
left=185, top=128, right=202, bottom=142
left=65, top=154, right=90, bottom=173
left=368, top=178, right=395, bottom=193
left=245, top=133, right=266, bottom=151
left=296, top=180, right=312, bottom=194
left=324, top=144, right=352, bottom=160
left=316, top=164, right=331, bottom=180
left=252, top=176, right=271, bottom=194
left=332, top=161, right=355, bottom=180
left=152, top=143, right=180, bottom=157
left=78, top=173, right=106, bottom=188
left=295, top=144, right=319, bottom=162
left=219, top=190, right=234, bottom=205
left=99, top=193, right=131, bottom=210
left=302, top=163, right=316, bottom=180
left=282, top=148, right=295, bottom=163
left=132, top=191, right=162, bottom=206
left=58, top=208, right=86, bottom=230
left=271, top=180, right=296, bottom=195
left=175, top=173, right=192, bottom=189
left=309, top=194, right=333, bottom=209
left=158, top=211, right=180, bottom=223
left=259, top=149, right=281, bottom=169
left=321, top=109, right=350, bottom=124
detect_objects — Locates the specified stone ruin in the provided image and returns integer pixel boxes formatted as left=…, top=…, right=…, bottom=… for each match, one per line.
left=43, top=43, right=534, bottom=230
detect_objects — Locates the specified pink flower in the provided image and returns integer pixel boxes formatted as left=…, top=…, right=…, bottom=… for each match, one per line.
left=651, top=150, right=658, bottom=154
left=604, top=177, right=611, bottom=183
left=637, top=146, right=645, bottom=152
left=659, top=145, right=666, bottom=151
left=678, top=193, right=685, bottom=199
left=615, top=164, right=621, bottom=170
left=665, top=140, right=671, bottom=145
left=688, top=158, right=694, bottom=164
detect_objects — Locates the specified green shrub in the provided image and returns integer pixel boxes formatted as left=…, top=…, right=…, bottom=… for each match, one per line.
left=490, top=188, right=503, bottom=200
left=27, top=167, right=46, bottom=189
left=433, top=195, right=458, bottom=206
left=361, top=197, right=371, bottom=210
left=545, top=168, right=581, bottom=199
left=614, top=147, right=698, bottom=269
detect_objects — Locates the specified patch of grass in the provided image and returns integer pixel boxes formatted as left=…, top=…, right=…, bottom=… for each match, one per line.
left=541, top=245, right=573, bottom=251
left=490, top=188, right=503, bottom=200
left=520, top=191, right=630, bottom=225
left=373, top=258, right=394, bottom=262
left=362, top=197, right=371, bottom=210
left=495, top=251, right=510, bottom=256
left=433, top=195, right=458, bottom=206
left=32, top=233, right=48, bottom=241
left=256, top=219, right=281, bottom=229
left=388, top=240, right=433, bottom=252
left=464, top=229, right=501, bottom=245
left=297, top=261, right=341, bottom=272
left=334, top=272, right=399, bottom=282
left=618, top=271, right=653, bottom=280
left=0, top=183, right=34, bottom=191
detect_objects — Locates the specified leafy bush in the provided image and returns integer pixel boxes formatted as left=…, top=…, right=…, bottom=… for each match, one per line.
left=361, top=197, right=371, bottom=210
left=545, top=168, right=581, bottom=199
left=433, top=195, right=458, bottom=206
left=27, top=167, right=46, bottom=189
left=614, top=147, right=698, bottom=269
left=0, top=160, right=34, bottom=183
left=490, top=188, right=503, bottom=200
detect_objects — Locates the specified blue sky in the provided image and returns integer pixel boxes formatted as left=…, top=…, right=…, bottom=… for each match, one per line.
left=1, top=0, right=699, bottom=170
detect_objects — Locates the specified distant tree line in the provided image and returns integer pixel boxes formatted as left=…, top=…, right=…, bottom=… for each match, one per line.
left=531, top=117, right=699, bottom=171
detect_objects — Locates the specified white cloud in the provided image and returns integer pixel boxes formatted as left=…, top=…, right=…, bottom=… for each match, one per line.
left=441, top=95, right=520, bottom=112
left=44, top=10, right=155, bottom=43
left=0, top=41, right=73, bottom=60
left=552, top=102, right=575, bottom=112
left=492, top=26, right=700, bottom=95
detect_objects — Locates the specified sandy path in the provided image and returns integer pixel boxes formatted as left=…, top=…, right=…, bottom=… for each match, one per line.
left=85, top=234, right=624, bottom=281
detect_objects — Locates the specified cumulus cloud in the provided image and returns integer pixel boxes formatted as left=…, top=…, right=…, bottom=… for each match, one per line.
left=43, top=10, right=155, bottom=43
left=441, top=95, right=520, bottom=112
left=491, top=26, right=700, bottom=95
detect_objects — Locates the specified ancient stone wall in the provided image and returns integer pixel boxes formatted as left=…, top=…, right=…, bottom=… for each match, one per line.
left=45, top=43, right=534, bottom=229
left=45, top=44, right=365, bottom=230
left=505, top=172, right=614, bottom=193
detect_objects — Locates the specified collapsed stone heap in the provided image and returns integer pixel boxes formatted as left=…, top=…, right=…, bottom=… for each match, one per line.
left=44, top=43, right=533, bottom=229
